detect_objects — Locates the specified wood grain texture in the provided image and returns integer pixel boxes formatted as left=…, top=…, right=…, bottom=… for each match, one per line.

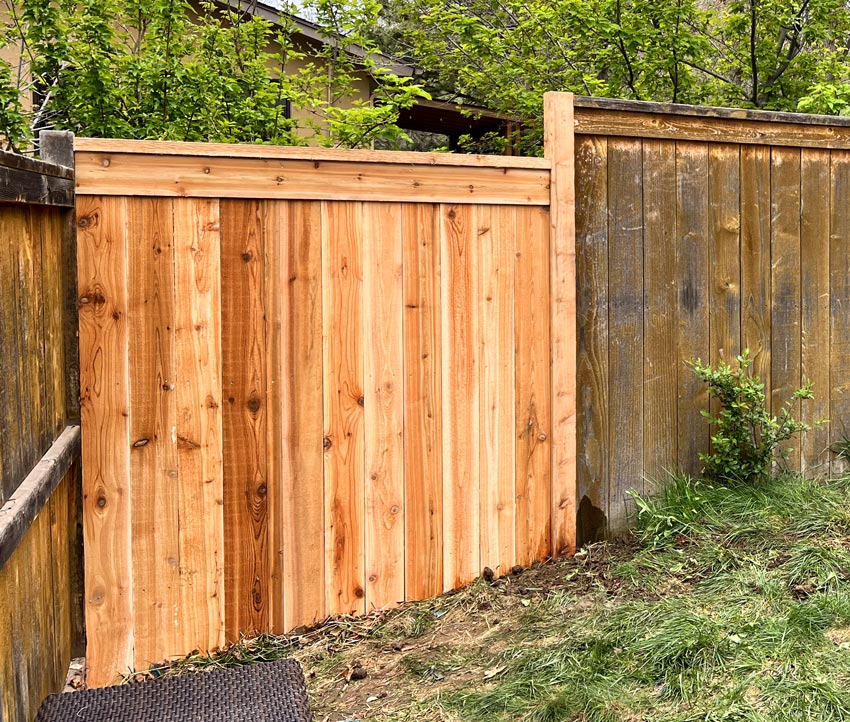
left=544, top=92, right=577, bottom=557
left=77, top=195, right=134, bottom=686
left=574, top=136, right=609, bottom=545
left=514, top=206, right=552, bottom=563
left=675, top=142, right=710, bottom=477
left=126, top=197, right=180, bottom=668
left=402, top=204, right=443, bottom=600
left=830, top=152, right=850, bottom=476
left=221, top=200, right=273, bottom=640
left=173, top=198, right=225, bottom=653
left=362, top=203, right=405, bottom=610
left=642, top=140, right=678, bottom=481
left=441, top=204, right=480, bottom=590
left=770, top=148, right=803, bottom=471
left=607, top=139, right=644, bottom=532
left=278, top=201, right=326, bottom=631
left=478, top=204, right=516, bottom=575
left=800, top=150, right=831, bottom=475
left=740, top=146, right=772, bottom=402
left=322, top=201, right=366, bottom=616
left=74, top=153, right=550, bottom=206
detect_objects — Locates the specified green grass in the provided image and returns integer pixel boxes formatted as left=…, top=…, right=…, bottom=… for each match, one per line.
left=138, top=473, right=850, bottom=721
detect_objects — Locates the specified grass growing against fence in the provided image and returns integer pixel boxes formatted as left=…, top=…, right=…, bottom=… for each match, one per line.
left=137, top=472, right=850, bottom=721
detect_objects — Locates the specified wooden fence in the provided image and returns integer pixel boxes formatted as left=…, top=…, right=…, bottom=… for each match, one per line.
left=0, top=134, right=83, bottom=722
left=572, top=97, right=850, bottom=540
left=73, top=136, right=576, bottom=686
left=74, top=93, right=850, bottom=687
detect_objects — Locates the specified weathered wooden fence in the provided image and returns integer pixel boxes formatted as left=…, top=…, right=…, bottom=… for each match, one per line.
left=73, top=136, right=576, bottom=686
left=0, top=133, right=83, bottom=722
left=572, top=97, right=850, bottom=541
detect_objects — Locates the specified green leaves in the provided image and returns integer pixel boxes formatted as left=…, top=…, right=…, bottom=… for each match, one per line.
left=689, top=350, right=821, bottom=484
left=0, top=0, right=425, bottom=149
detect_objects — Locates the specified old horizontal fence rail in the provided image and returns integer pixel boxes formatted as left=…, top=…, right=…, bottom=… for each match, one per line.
left=73, top=133, right=576, bottom=686
left=0, top=132, right=83, bottom=722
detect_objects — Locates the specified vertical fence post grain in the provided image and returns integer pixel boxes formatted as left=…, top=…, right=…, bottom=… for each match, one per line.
left=544, top=92, right=577, bottom=556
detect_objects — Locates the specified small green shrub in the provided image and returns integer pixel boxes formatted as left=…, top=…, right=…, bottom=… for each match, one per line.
left=690, top=351, right=817, bottom=484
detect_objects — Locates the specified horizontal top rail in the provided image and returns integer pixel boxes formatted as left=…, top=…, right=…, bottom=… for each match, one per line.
left=1, top=149, right=75, bottom=207
left=74, top=137, right=551, bottom=169
left=74, top=139, right=551, bottom=205
left=573, top=95, right=850, bottom=149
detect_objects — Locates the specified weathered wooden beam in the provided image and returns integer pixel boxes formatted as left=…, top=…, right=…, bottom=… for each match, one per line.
left=0, top=425, right=81, bottom=570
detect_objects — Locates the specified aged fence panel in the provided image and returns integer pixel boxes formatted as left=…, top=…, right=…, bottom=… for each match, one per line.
left=74, top=138, right=574, bottom=685
left=0, top=134, right=82, bottom=722
left=572, top=96, right=850, bottom=541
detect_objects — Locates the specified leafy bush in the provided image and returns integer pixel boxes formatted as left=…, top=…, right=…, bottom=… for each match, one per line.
left=690, top=351, right=817, bottom=483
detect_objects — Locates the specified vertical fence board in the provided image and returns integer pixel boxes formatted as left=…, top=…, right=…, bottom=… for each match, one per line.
left=514, top=206, right=552, bottom=563
left=127, top=197, right=181, bottom=667
left=740, top=146, right=772, bottom=401
left=478, top=205, right=516, bottom=575
left=402, top=204, right=443, bottom=600
left=362, top=202, right=405, bottom=611
left=323, top=201, right=366, bottom=616
left=800, top=150, right=831, bottom=475
left=574, top=136, right=609, bottom=544
left=78, top=195, right=134, bottom=686
left=221, top=200, right=272, bottom=639
left=441, top=204, right=480, bottom=589
left=607, top=139, right=644, bottom=530
left=279, top=201, right=325, bottom=631
left=642, top=140, right=678, bottom=483
left=676, top=143, right=710, bottom=476
left=830, top=152, right=850, bottom=475
left=43, top=211, right=67, bottom=438
left=770, top=148, right=803, bottom=471
left=173, top=198, right=225, bottom=653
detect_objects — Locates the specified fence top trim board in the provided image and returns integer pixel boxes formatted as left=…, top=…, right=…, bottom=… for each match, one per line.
left=73, top=137, right=551, bottom=169
left=73, top=142, right=551, bottom=205
left=573, top=95, right=850, bottom=148
left=0, top=149, right=75, bottom=206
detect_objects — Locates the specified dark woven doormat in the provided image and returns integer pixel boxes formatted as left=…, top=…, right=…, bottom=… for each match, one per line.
left=34, top=659, right=313, bottom=722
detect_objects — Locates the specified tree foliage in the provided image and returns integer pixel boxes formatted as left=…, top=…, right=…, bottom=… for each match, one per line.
left=0, top=0, right=428, bottom=152
left=380, top=0, right=850, bottom=153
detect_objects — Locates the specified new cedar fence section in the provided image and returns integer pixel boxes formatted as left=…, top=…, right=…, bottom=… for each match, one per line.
left=75, top=93, right=850, bottom=686
left=0, top=134, right=83, bottom=722
left=73, top=128, right=576, bottom=686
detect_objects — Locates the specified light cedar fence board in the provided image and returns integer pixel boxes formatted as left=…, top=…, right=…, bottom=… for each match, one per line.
left=172, top=198, right=226, bottom=652
left=478, top=204, right=516, bottom=576
left=830, top=152, right=850, bottom=476
left=322, top=201, right=366, bottom=616
left=800, top=150, right=831, bottom=475
left=278, top=201, right=325, bottom=632
left=770, top=148, right=803, bottom=471
left=675, top=142, right=711, bottom=478
left=544, top=92, right=577, bottom=557
left=221, top=200, right=273, bottom=640
left=126, top=197, right=181, bottom=668
left=77, top=195, right=135, bottom=687
left=642, top=139, right=678, bottom=481
left=402, top=203, right=443, bottom=601
left=514, top=206, right=552, bottom=564
left=606, top=138, right=644, bottom=530
left=740, top=146, right=772, bottom=396
left=362, top=203, right=405, bottom=611
left=440, top=204, right=480, bottom=591
left=573, top=135, right=609, bottom=543
left=73, top=152, right=551, bottom=206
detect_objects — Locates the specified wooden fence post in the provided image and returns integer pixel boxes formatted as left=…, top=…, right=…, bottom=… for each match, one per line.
left=543, top=92, right=577, bottom=555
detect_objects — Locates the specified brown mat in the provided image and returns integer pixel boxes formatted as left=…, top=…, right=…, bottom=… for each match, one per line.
left=34, top=659, right=313, bottom=722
